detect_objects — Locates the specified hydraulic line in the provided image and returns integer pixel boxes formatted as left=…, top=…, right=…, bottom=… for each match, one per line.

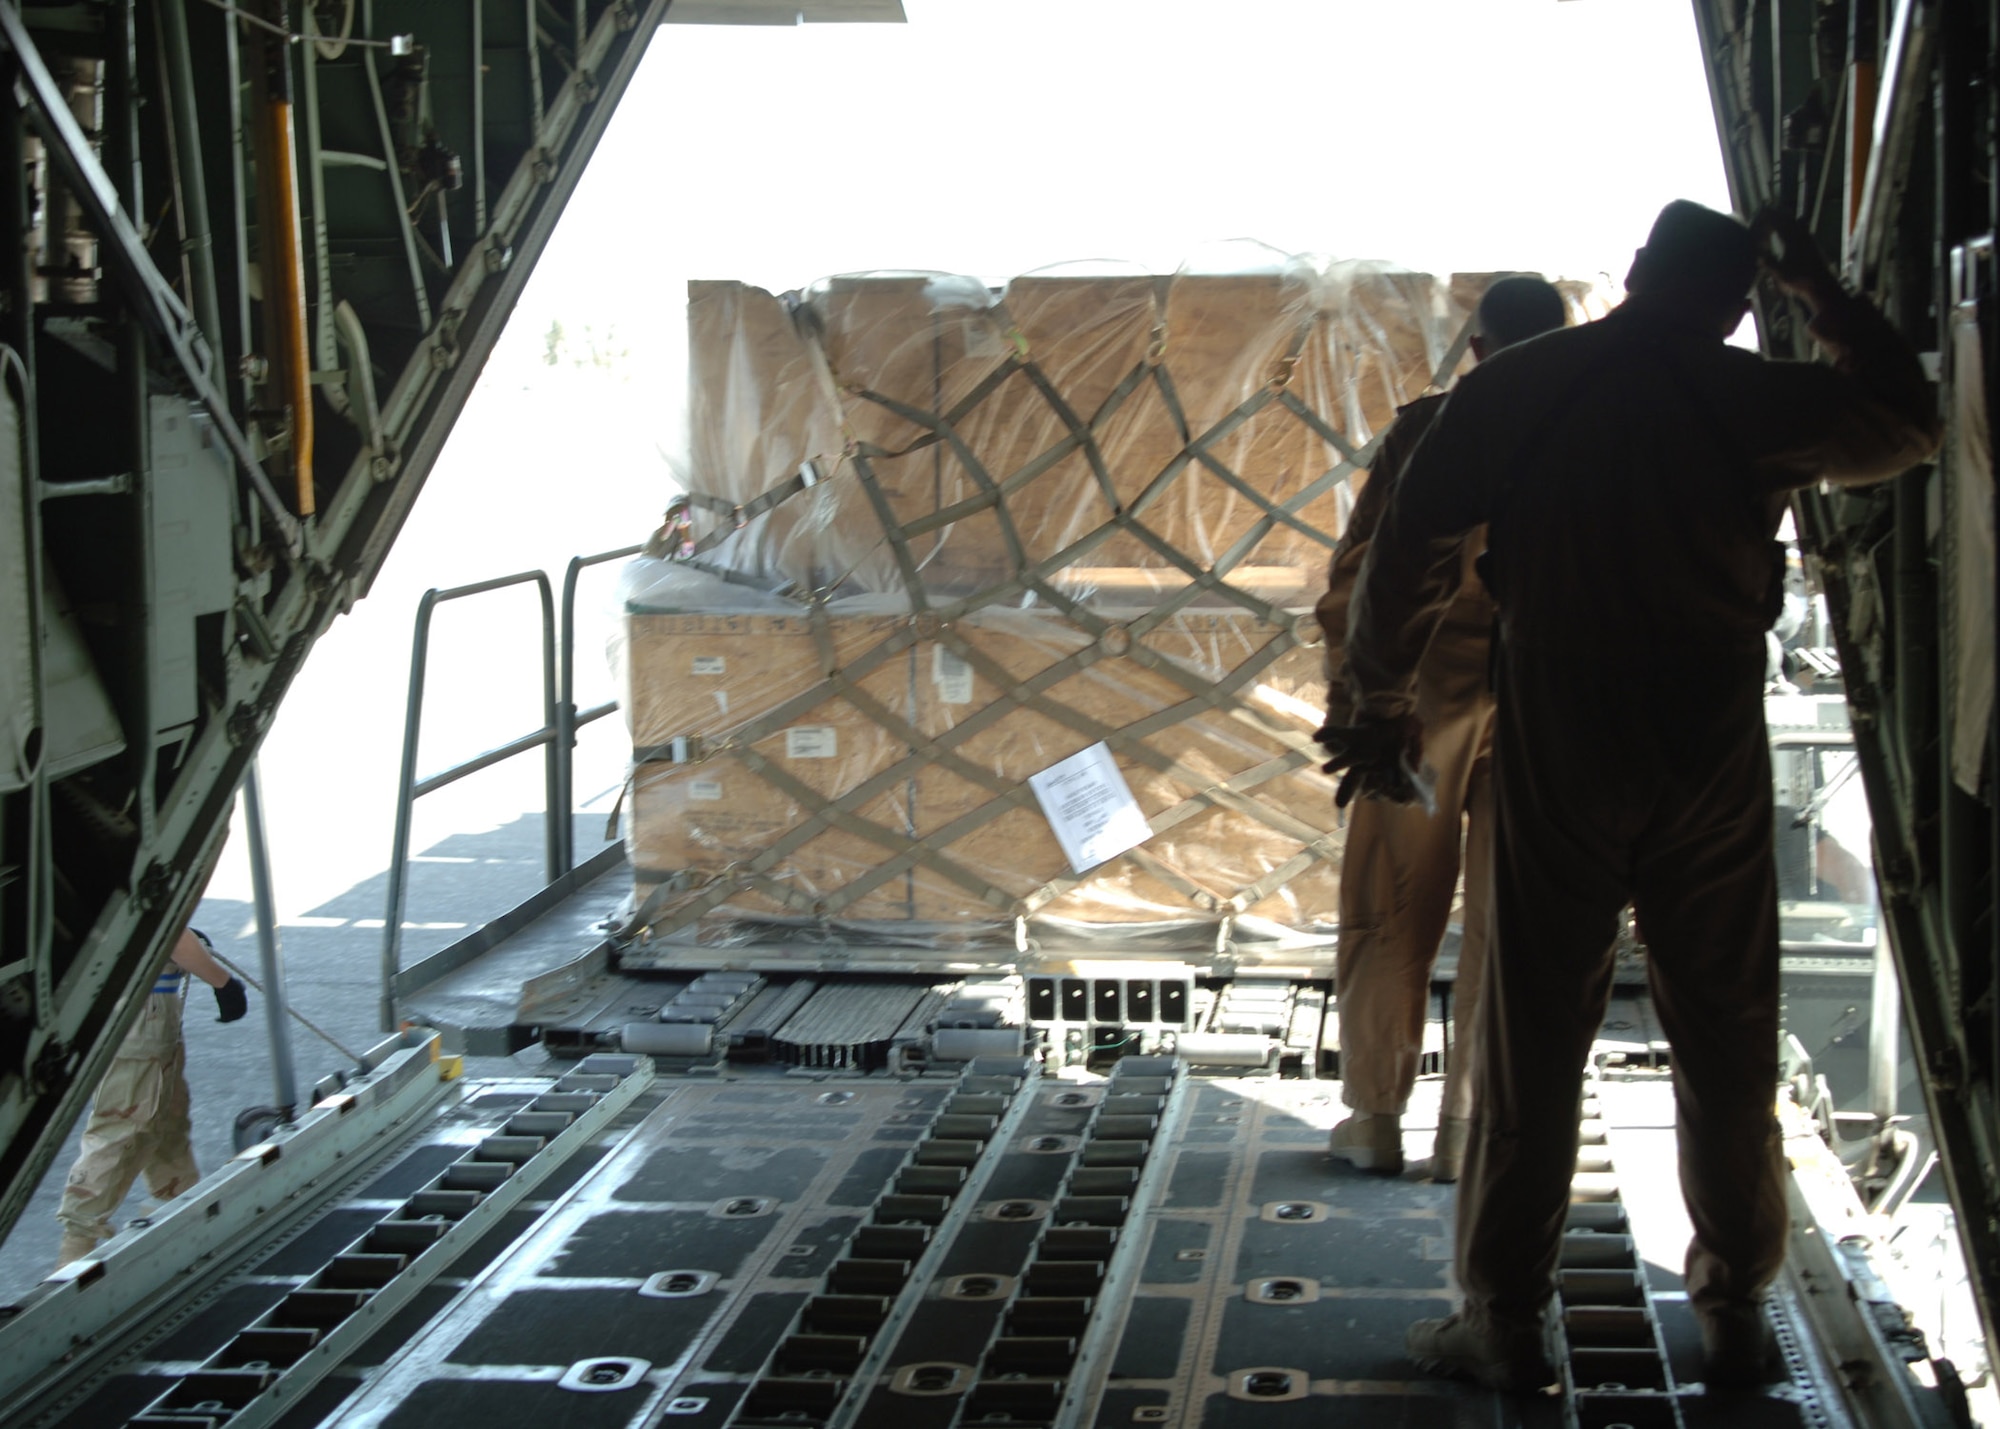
left=251, top=1, right=314, bottom=515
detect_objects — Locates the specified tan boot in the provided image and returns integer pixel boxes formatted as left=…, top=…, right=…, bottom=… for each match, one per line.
left=55, top=1233, right=99, bottom=1269
left=1406, top=1312, right=1556, bottom=1392
left=1431, top=1116, right=1471, bottom=1183
left=1328, top=1112, right=1403, bottom=1174
left=1697, top=1299, right=1778, bottom=1388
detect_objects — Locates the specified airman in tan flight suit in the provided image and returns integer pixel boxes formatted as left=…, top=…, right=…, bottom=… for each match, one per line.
left=56, top=926, right=248, bottom=1266
left=1330, top=201, right=1939, bottom=1390
left=1318, top=276, right=1569, bottom=1181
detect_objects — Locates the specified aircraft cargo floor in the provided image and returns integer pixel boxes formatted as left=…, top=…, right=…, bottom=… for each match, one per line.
left=0, top=1038, right=1913, bottom=1429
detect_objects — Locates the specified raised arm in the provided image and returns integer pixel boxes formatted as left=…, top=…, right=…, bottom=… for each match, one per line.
left=1747, top=210, right=1941, bottom=488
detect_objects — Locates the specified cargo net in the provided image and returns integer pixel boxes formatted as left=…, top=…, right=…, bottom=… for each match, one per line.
left=616, top=257, right=1583, bottom=961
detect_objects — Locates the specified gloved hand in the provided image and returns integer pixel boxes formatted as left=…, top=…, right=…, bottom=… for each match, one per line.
left=213, top=976, right=248, bottom=1023
left=1315, top=713, right=1436, bottom=813
left=1752, top=207, right=1840, bottom=305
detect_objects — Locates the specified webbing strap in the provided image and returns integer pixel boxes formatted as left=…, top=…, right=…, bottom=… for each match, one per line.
left=856, top=386, right=1032, bottom=578
left=849, top=453, right=932, bottom=611
left=642, top=284, right=1463, bottom=938
left=631, top=629, right=1333, bottom=936
left=1428, top=310, right=1479, bottom=392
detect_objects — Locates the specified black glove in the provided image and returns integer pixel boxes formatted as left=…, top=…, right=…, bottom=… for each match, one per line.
left=214, top=976, right=248, bottom=1023
left=1315, top=713, right=1436, bottom=812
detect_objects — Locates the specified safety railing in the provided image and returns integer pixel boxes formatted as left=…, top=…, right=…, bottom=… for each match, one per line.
left=379, top=546, right=641, bottom=1030
left=555, top=544, right=641, bottom=873
left=380, top=569, right=558, bottom=1031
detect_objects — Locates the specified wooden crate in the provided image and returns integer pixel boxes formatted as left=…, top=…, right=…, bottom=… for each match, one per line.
left=681, top=269, right=1471, bottom=600
left=623, top=602, right=1341, bottom=940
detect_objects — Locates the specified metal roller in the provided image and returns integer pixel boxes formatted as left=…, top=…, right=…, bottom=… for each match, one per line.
left=620, top=1022, right=714, bottom=1057
left=1171, top=1033, right=1273, bottom=1068
left=931, top=1029, right=1026, bottom=1061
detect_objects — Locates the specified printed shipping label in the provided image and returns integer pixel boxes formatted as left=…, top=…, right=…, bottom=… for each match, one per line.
left=1027, top=741, right=1152, bottom=875
left=687, top=779, right=724, bottom=802
left=933, top=646, right=973, bottom=704
left=786, top=726, right=839, bottom=760
left=691, top=655, right=726, bottom=676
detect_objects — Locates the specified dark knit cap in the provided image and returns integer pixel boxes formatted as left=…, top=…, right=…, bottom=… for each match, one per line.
left=1635, top=200, right=1758, bottom=300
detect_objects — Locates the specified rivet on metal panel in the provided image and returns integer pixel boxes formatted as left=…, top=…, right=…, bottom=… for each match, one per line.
left=817, top=1090, right=855, bottom=1106
left=889, top=1362, right=974, bottom=1396
left=558, top=1357, right=650, bottom=1392
left=941, top=1273, right=1018, bottom=1301
left=1133, top=1409, right=1169, bottom=1423
left=982, top=1199, right=1050, bottom=1223
left=1228, top=1368, right=1306, bottom=1402
left=662, top=1399, right=709, bottom=1416
left=640, top=1270, right=718, bottom=1299
left=711, top=1196, right=777, bottom=1219
left=1246, top=1276, right=1321, bottom=1306
left=1259, top=1200, right=1326, bottom=1224
left=1175, top=1248, right=1207, bottom=1262
left=1022, top=1135, right=1079, bottom=1154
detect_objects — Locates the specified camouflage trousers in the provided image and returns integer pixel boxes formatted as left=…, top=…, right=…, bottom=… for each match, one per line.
left=56, top=991, right=199, bottom=1260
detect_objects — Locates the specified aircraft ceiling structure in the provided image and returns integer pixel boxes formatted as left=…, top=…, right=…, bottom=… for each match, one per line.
left=0, top=0, right=903, bottom=1246
left=1688, top=0, right=2000, bottom=1355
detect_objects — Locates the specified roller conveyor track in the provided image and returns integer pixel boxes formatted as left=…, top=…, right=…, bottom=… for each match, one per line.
left=0, top=1023, right=1933, bottom=1429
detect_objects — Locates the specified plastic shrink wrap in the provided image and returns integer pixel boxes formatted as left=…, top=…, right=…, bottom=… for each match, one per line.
left=617, top=257, right=1590, bottom=960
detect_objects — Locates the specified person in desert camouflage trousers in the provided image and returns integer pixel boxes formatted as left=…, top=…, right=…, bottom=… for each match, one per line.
left=56, top=926, right=248, bottom=1266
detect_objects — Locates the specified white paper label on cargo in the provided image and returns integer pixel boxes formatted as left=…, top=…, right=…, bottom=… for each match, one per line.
left=786, top=726, right=838, bottom=760
left=933, top=646, right=973, bottom=704
left=688, top=779, right=723, bottom=802
left=691, top=655, right=726, bottom=676
left=1027, top=741, right=1152, bottom=875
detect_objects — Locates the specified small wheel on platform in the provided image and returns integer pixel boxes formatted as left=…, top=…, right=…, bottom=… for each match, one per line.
left=233, top=1105, right=288, bottom=1152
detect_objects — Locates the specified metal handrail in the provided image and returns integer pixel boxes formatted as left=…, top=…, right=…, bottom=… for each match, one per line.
left=555, top=544, right=641, bottom=874
left=380, top=569, right=559, bottom=1031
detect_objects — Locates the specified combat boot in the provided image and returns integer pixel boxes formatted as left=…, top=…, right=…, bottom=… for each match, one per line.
left=1697, top=1299, right=1779, bottom=1387
left=1328, top=1111, right=1403, bottom=1174
left=1406, top=1311, right=1556, bottom=1392
left=55, top=1232, right=100, bottom=1268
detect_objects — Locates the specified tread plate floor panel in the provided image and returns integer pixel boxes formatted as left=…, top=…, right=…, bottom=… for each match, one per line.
left=30, top=1066, right=1870, bottom=1429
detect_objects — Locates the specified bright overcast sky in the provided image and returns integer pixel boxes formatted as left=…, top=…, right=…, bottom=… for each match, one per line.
left=224, top=0, right=1734, bottom=921
left=494, top=0, right=1731, bottom=531
left=541, top=0, right=1729, bottom=294
left=456, top=0, right=1733, bottom=561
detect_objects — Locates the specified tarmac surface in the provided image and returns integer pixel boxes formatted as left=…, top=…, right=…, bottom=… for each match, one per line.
left=0, top=810, right=620, bottom=1304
